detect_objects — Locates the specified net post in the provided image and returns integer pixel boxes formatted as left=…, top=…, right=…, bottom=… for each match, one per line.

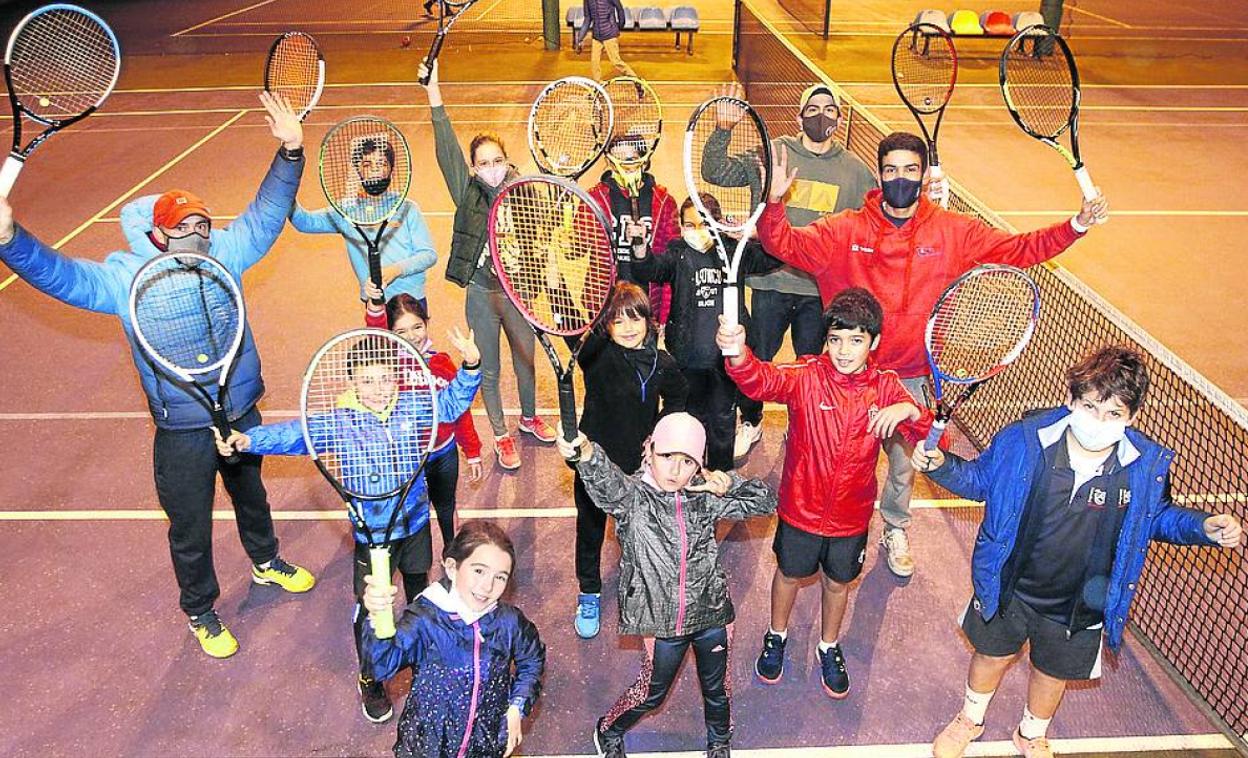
left=542, top=0, right=560, bottom=50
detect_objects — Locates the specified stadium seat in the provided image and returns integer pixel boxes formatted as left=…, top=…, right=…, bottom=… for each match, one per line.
left=670, top=6, right=700, bottom=54
left=981, top=10, right=1015, bottom=35
left=566, top=6, right=584, bottom=27
left=1013, top=11, right=1046, bottom=31
left=622, top=6, right=640, bottom=30
left=914, top=9, right=951, bottom=32
left=948, top=9, right=984, bottom=35
left=637, top=7, right=666, bottom=30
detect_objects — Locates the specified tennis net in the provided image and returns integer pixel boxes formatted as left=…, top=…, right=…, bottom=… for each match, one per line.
left=776, top=0, right=831, bottom=38
left=734, top=0, right=1248, bottom=743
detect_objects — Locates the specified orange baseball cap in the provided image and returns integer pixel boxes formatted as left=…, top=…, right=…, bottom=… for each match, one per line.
left=152, top=190, right=211, bottom=229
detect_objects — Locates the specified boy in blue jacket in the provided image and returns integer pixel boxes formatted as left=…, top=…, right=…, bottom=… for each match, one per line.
left=913, top=346, right=1243, bottom=758
left=0, top=92, right=315, bottom=660
left=216, top=329, right=482, bottom=723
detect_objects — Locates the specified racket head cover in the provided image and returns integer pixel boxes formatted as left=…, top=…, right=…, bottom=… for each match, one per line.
left=128, top=252, right=245, bottom=379
left=300, top=328, right=438, bottom=500
left=4, top=3, right=121, bottom=125
left=319, top=116, right=413, bottom=226
left=924, top=264, right=1041, bottom=385
left=891, top=23, right=957, bottom=116
left=683, top=96, right=773, bottom=234
left=264, top=31, right=324, bottom=120
left=488, top=175, right=616, bottom=336
left=999, top=25, right=1080, bottom=141
left=527, top=76, right=613, bottom=177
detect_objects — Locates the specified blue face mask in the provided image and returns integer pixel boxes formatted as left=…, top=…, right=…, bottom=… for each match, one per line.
left=881, top=177, right=922, bottom=209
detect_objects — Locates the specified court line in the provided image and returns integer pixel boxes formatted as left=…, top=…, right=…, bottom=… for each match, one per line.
left=836, top=82, right=1248, bottom=90
left=180, top=29, right=736, bottom=38
left=862, top=103, right=1248, bottom=113
left=996, top=210, right=1248, bottom=217
left=817, top=31, right=1248, bottom=41
left=0, top=404, right=792, bottom=420
left=169, top=0, right=281, bottom=37
left=95, top=81, right=751, bottom=95
left=0, top=109, right=249, bottom=294
left=1068, top=5, right=1133, bottom=29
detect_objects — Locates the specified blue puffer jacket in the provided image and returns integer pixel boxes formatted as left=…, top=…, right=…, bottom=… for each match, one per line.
left=244, top=366, right=481, bottom=542
left=0, top=150, right=303, bottom=430
left=929, top=406, right=1215, bottom=650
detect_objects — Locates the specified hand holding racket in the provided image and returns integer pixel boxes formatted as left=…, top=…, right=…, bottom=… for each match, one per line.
left=921, top=264, right=1040, bottom=457
left=892, top=22, right=957, bottom=208
left=528, top=76, right=613, bottom=181
left=418, top=0, right=478, bottom=86
left=1, top=3, right=121, bottom=196
left=264, top=31, right=323, bottom=122
left=1000, top=25, right=1107, bottom=223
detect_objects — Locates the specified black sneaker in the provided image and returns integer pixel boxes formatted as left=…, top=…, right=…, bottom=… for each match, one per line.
left=358, top=677, right=393, bottom=723
left=818, top=643, right=849, bottom=699
left=707, top=741, right=731, bottom=757
left=754, top=630, right=786, bottom=683
left=593, top=716, right=627, bottom=757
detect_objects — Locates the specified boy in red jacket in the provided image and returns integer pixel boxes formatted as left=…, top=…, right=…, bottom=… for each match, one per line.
left=758, top=131, right=1110, bottom=579
left=719, top=288, right=931, bottom=700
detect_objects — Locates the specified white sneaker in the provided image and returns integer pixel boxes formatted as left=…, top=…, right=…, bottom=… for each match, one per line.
left=881, top=528, right=915, bottom=577
left=734, top=421, right=763, bottom=459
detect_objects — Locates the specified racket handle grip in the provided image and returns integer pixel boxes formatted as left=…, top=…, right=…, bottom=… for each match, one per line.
left=924, top=419, right=948, bottom=452
left=0, top=155, right=25, bottom=198
left=368, top=256, right=385, bottom=305
left=929, top=163, right=948, bottom=209
left=720, top=286, right=740, bottom=357
left=557, top=378, right=581, bottom=462
left=368, top=546, right=397, bottom=639
left=1073, top=166, right=1105, bottom=224
left=214, top=416, right=240, bottom=466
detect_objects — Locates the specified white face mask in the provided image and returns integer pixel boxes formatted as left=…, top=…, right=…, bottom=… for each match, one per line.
left=1067, top=406, right=1127, bottom=452
left=682, top=227, right=713, bottom=252
left=477, top=164, right=509, bottom=188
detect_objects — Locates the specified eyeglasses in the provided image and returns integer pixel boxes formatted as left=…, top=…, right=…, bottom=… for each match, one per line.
left=801, top=104, right=841, bottom=119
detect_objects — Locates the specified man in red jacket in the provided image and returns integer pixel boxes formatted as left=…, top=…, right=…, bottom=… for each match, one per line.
left=721, top=288, right=931, bottom=700
left=758, top=131, right=1109, bottom=578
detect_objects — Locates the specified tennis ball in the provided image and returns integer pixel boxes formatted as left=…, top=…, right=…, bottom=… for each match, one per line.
left=923, top=96, right=932, bottom=106
left=400, top=35, right=411, bottom=48
left=38, top=96, right=51, bottom=107
left=197, top=353, right=209, bottom=364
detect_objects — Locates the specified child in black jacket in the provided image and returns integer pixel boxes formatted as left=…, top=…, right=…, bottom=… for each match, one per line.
left=632, top=193, right=782, bottom=470
left=572, top=282, right=687, bottom=640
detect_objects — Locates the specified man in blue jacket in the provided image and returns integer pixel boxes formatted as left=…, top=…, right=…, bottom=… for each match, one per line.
left=912, top=346, right=1243, bottom=758
left=0, top=92, right=316, bottom=660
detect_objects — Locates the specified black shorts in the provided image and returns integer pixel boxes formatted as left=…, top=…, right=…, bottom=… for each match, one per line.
left=772, top=520, right=867, bottom=583
left=960, top=595, right=1104, bottom=681
left=351, top=524, right=433, bottom=599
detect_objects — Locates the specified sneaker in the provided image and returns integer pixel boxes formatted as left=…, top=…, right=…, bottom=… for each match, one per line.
left=933, top=712, right=985, bottom=758
left=358, top=677, right=393, bottom=723
left=881, top=528, right=915, bottom=578
left=496, top=435, right=521, bottom=470
left=1012, top=727, right=1054, bottom=758
left=518, top=416, right=557, bottom=443
left=575, top=593, right=601, bottom=639
left=252, top=556, right=316, bottom=593
left=188, top=609, right=239, bottom=659
left=593, top=717, right=626, bottom=757
left=817, top=643, right=850, bottom=699
left=707, top=742, right=731, bottom=758
left=754, top=630, right=787, bottom=683
left=733, top=421, right=763, bottom=459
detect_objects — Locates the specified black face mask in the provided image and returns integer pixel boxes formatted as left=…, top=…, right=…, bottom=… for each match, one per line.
left=800, top=113, right=837, bottom=143
left=362, top=176, right=392, bottom=196
left=881, top=177, right=922, bottom=209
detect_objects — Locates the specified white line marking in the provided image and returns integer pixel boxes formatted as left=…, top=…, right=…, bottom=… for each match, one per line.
left=169, top=0, right=281, bottom=37
left=103, top=80, right=726, bottom=94
left=835, top=82, right=1248, bottom=89
left=1068, top=5, right=1134, bottom=29
left=1, top=404, right=789, bottom=420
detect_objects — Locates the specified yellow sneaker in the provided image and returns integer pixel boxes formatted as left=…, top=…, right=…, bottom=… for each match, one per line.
left=189, top=610, right=239, bottom=659
left=252, top=556, right=316, bottom=593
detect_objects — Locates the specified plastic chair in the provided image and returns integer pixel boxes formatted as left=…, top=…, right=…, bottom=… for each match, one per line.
left=566, top=6, right=584, bottom=27
left=670, top=6, right=699, bottom=54
left=981, top=10, right=1015, bottom=35
left=914, top=9, right=951, bottom=33
left=1013, top=11, right=1046, bottom=31
left=637, top=7, right=666, bottom=30
left=948, top=9, right=984, bottom=35
left=622, top=6, right=639, bottom=30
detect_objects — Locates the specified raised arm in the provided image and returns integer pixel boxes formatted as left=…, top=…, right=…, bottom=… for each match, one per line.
left=567, top=439, right=644, bottom=518
left=288, top=201, right=339, bottom=234
left=721, top=324, right=802, bottom=404
left=707, top=474, right=778, bottom=520
left=961, top=212, right=1085, bottom=270
left=420, top=62, right=473, bottom=207
left=0, top=217, right=120, bottom=314
left=631, top=240, right=679, bottom=283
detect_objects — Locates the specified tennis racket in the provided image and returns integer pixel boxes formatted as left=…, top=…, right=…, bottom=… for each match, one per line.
left=1000, top=25, right=1102, bottom=218
left=302, top=329, right=438, bottom=639
left=417, top=0, right=478, bottom=86
left=603, top=75, right=663, bottom=248
left=528, top=76, right=613, bottom=181
left=891, top=22, right=956, bottom=208
left=264, top=31, right=324, bottom=122
left=319, top=116, right=413, bottom=305
left=0, top=3, right=121, bottom=196
left=683, top=95, right=772, bottom=356
left=488, top=175, right=615, bottom=457
left=923, top=264, right=1040, bottom=448
left=129, top=252, right=246, bottom=465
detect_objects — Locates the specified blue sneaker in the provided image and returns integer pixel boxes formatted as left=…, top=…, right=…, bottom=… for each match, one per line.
left=575, top=593, right=601, bottom=639
left=818, top=643, right=850, bottom=699
left=754, top=630, right=786, bottom=683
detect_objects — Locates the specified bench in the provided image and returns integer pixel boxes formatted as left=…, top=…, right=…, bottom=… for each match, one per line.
left=566, top=5, right=701, bottom=55
left=915, top=9, right=1045, bottom=38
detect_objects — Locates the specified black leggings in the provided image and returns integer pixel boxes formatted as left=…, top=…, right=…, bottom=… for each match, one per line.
left=600, top=626, right=732, bottom=746
left=352, top=528, right=432, bottom=682
left=425, top=445, right=460, bottom=549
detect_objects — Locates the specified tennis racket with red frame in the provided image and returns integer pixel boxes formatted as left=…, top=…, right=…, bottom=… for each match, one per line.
left=0, top=3, right=121, bottom=196
left=923, top=264, right=1040, bottom=448
left=264, top=31, right=324, bottom=122
left=891, top=22, right=957, bottom=207
left=488, top=175, right=616, bottom=456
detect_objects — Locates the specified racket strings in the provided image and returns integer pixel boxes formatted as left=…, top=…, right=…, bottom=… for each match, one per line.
left=929, top=272, right=1037, bottom=379
left=688, top=101, right=766, bottom=231
left=531, top=80, right=610, bottom=175
left=603, top=77, right=662, bottom=162
left=304, top=334, right=436, bottom=499
left=892, top=29, right=956, bottom=114
left=9, top=8, right=119, bottom=121
left=132, top=260, right=241, bottom=373
left=1003, top=32, right=1076, bottom=138
left=492, top=181, right=613, bottom=334
left=319, top=117, right=412, bottom=226
left=266, top=33, right=321, bottom=115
